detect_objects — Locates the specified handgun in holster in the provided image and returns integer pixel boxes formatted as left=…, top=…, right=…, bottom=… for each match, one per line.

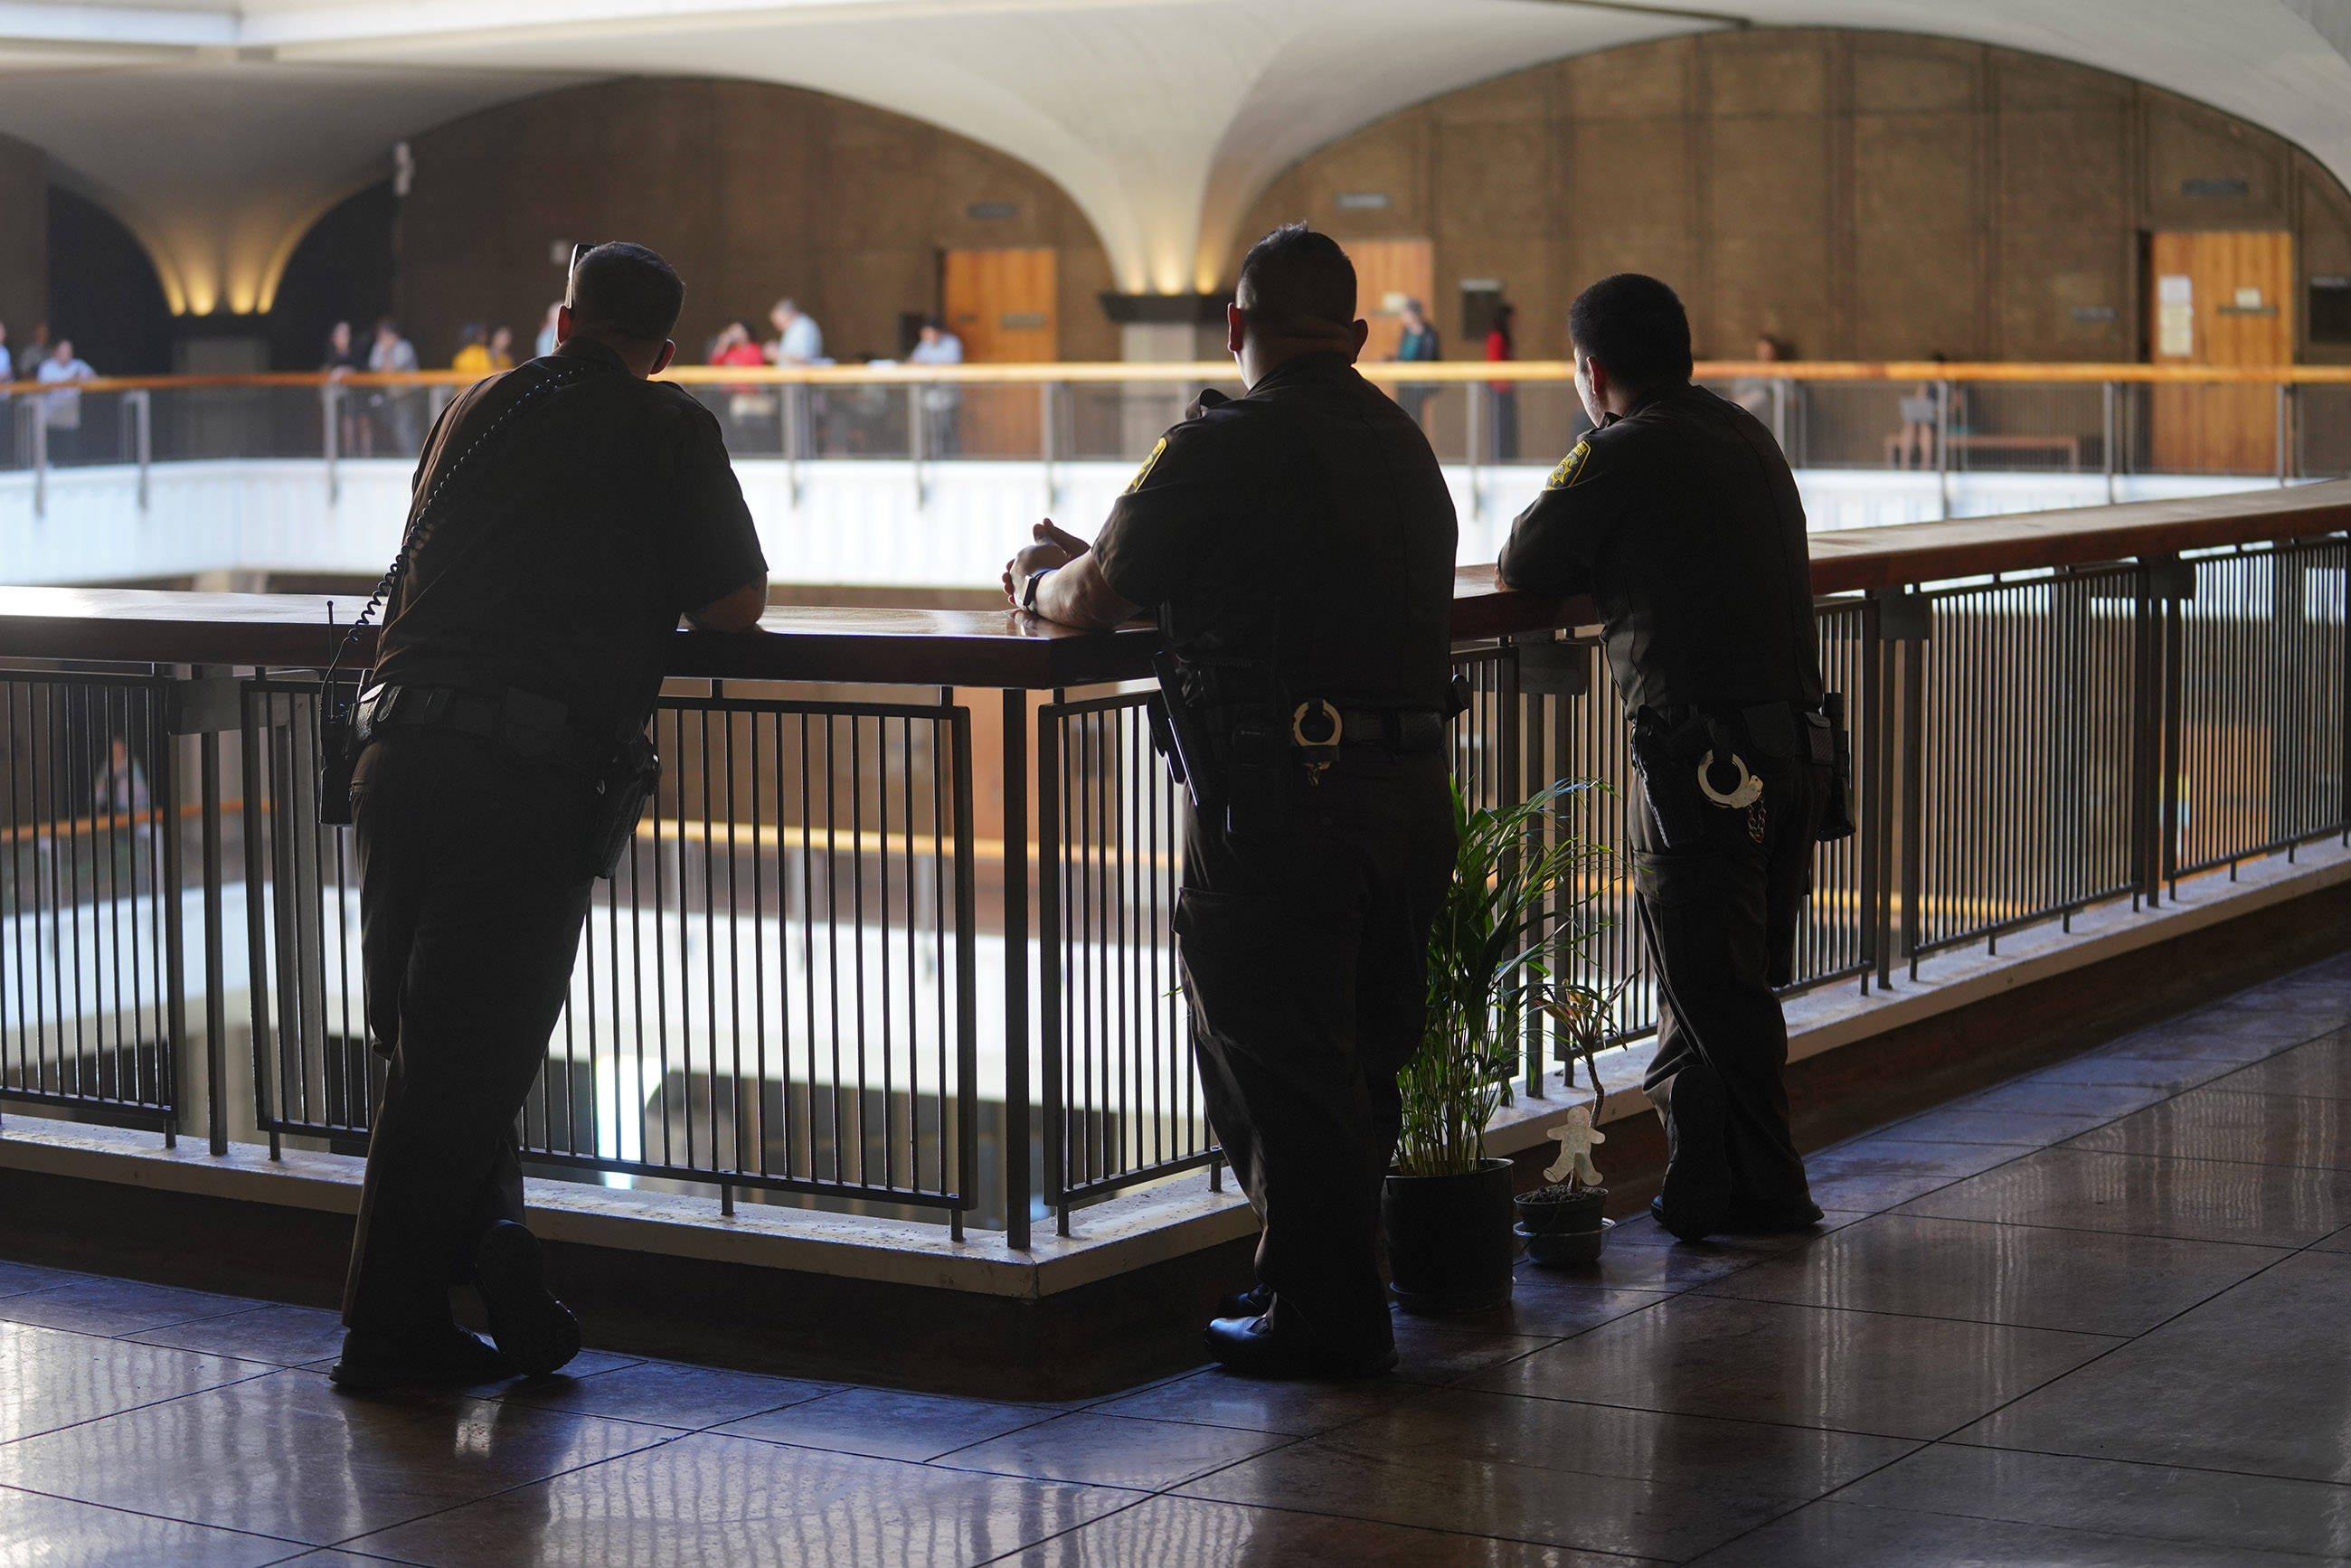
left=1149, top=651, right=1218, bottom=810
left=1811, top=692, right=1856, bottom=843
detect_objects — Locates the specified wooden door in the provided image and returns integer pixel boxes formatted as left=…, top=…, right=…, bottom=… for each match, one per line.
left=2148, top=231, right=2292, bottom=474
left=1343, top=239, right=1434, bottom=363
left=942, top=248, right=1056, bottom=456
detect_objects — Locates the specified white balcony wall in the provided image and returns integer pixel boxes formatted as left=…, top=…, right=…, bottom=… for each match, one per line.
left=0, top=458, right=2290, bottom=592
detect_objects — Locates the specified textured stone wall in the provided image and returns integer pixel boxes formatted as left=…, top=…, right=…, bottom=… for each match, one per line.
left=1229, top=30, right=2351, bottom=365
left=0, top=133, right=45, bottom=349
left=397, top=78, right=1119, bottom=368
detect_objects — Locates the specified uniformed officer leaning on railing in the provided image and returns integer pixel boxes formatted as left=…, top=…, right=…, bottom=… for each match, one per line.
left=1004, top=224, right=1459, bottom=1378
left=329, top=242, right=770, bottom=1389
left=1498, top=273, right=1844, bottom=1242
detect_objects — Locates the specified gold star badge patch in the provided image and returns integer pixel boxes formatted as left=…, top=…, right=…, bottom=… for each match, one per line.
left=1544, top=439, right=1593, bottom=491
left=1126, top=436, right=1168, bottom=495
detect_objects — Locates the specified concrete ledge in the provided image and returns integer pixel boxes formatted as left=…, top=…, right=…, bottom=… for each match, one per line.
left=1480, top=836, right=2351, bottom=1161
left=0, top=1114, right=1253, bottom=1302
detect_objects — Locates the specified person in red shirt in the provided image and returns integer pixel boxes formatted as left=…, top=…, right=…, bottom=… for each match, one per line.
left=1485, top=302, right=1518, bottom=460
left=709, top=318, right=776, bottom=448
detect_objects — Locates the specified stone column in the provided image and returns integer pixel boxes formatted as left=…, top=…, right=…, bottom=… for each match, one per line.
left=1100, top=294, right=1230, bottom=458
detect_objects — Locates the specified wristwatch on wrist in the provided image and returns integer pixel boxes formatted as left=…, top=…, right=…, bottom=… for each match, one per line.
left=1022, top=568, right=1055, bottom=613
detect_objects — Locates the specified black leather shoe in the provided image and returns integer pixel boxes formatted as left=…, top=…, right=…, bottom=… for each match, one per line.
left=1203, top=1314, right=1397, bottom=1380
left=329, top=1327, right=510, bottom=1390
left=1653, top=1066, right=1732, bottom=1241
left=1718, top=1198, right=1826, bottom=1234
left=1217, top=1282, right=1272, bottom=1319
left=474, top=1220, right=581, bottom=1377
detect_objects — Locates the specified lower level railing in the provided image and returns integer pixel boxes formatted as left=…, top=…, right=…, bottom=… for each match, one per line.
left=4, top=527, right=2346, bottom=1239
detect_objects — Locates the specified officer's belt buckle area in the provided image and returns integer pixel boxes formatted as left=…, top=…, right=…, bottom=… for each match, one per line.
left=355, top=683, right=597, bottom=771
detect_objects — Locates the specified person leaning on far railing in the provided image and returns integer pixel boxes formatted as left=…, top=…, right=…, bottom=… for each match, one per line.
left=1497, top=274, right=1834, bottom=1243
left=1004, top=224, right=1459, bottom=1379
left=328, top=241, right=770, bottom=1391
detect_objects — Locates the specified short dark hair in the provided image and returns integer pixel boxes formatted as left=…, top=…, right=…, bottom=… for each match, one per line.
left=571, top=242, right=685, bottom=344
left=1235, top=224, right=1356, bottom=335
left=1567, top=273, right=1693, bottom=392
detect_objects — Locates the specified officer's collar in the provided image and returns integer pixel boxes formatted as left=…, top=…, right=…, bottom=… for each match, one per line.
left=1251, top=350, right=1355, bottom=392
left=1600, top=381, right=1692, bottom=426
left=552, top=335, right=632, bottom=373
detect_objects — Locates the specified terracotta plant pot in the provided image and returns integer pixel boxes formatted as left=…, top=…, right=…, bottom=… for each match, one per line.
left=1383, top=1157, right=1516, bottom=1314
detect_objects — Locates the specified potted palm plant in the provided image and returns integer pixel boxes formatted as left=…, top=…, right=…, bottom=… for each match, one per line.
left=1385, top=779, right=1608, bottom=1314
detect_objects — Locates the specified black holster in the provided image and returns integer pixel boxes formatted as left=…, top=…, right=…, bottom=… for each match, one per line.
left=585, top=736, right=660, bottom=879
left=1813, top=692, right=1856, bottom=843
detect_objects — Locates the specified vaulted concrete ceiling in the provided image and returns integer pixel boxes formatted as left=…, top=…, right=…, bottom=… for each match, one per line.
left=1, top=0, right=2347, bottom=316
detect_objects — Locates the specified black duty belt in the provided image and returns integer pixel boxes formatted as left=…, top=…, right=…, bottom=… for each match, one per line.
left=1327, top=706, right=1449, bottom=753
left=355, top=684, right=604, bottom=773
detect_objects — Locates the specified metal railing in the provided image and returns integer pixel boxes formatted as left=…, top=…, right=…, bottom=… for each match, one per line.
left=3, top=486, right=2349, bottom=1242
left=4, top=363, right=2350, bottom=515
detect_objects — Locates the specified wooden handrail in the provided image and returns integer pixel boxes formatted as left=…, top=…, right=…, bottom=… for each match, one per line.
left=2, top=481, right=2346, bottom=686
left=5, top=360, right=2351, bottom=397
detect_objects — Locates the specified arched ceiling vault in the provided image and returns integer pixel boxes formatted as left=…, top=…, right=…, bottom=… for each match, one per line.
left=0, top=0, right=2346, bottom=315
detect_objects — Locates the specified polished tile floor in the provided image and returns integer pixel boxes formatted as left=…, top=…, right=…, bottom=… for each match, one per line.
left=10, top=960, right=2351, bottom=1565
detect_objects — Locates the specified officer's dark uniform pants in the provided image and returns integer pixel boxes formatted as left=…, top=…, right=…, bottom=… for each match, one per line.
left=1631, top=755, right=1829, bottom=1211
left=1175, top=752, right=1454, bottom=1352
left=342, top=728, right=595, bottom=1338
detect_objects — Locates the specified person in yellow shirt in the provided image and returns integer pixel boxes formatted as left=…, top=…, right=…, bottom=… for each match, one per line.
left=451, top=322, right=493, bottom=376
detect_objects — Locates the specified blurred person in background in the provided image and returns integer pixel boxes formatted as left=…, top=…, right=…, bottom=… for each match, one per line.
left=1390, top=298, right=1439, bottom=428
left=534, top=302, right=562, bottom=359
left=709, top=319, right=765, bottom=371
left=1731, top=335, right=1780, bottom=418
left=768, top=298, right=824, bottom=365
left=0, top=321, right=14, bottom=384
left=907, top=316, right=963, bottom=456
left=370, top=317, right=422, bottom=454
left=1484, top=301, right=1518, bottom=461
left=487, top=326, right=515, bottom=372
left=452, top=323, right=492, bottom=375
left=324, top=319, right=373, bottom=456
left=18, top=323, right=48, bottom=382
left=1894, top=351, right=1965, bottom=470
left=93, top=734, right=148, bottom=818
left=710, top=318, right=775, bottom=447
left=36, top=337, right=94, bottom=461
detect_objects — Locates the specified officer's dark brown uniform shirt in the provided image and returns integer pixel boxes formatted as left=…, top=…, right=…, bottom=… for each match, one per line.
left=1497, top=382, right=1820, bottom=713
left=343, top=335, right=764, bottom=1343
left=1497, top=378, right=1826, bottom=1229
left=373, top=335, right=767, bottom=741
left=1091, top=352, right=1455, bottom=710
left=1089, top=350, right=1458, bottom=1355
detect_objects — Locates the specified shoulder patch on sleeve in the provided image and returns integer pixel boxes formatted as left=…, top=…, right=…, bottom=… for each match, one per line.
left=1125, top=435, right=1169, bottom=495
left=1544, top=439, right=1594, bottom=491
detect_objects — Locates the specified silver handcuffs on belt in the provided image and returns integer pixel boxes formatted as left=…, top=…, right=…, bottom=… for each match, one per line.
left=1696, top=750, right=1769, bottom=843
left=1695, top=750, right=1761, bottom=808
left=1291, top=699, right=1343, bottom=785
